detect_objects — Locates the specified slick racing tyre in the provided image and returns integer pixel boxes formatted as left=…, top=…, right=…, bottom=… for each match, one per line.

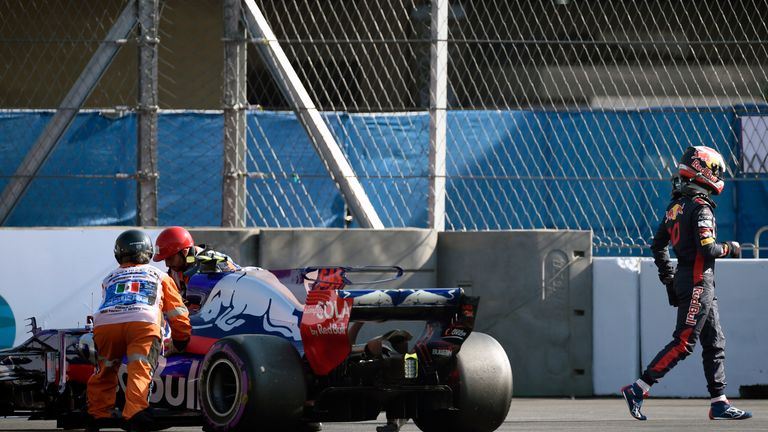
left=414, top=332, right=513, bottom=432
left=199, top=335, right=306, bottom=432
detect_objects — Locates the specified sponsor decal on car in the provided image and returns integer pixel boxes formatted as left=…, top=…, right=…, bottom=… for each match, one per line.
left=193, top=271, right=302, bottom=340
left=442, top=326, right=469, bottom=342
left=300, top=289, right=353, bottom=375
left=118, top=356, right=201, bottom=410
left=431, top=348, right=453, bottom=357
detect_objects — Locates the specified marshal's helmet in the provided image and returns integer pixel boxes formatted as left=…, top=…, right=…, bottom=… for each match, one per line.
left=678, top=146, right=726, bottom=195
left=114, top=229, right=153, bottom=264
left=153, top=226, right=194, bottom=262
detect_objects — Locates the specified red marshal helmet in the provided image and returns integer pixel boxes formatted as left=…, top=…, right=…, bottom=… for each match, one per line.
left=678, top=146, right=726, bottom=195
left=153, top=226, right=194, bottom=262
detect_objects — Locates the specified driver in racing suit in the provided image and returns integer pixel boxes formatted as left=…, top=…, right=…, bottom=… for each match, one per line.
left=621, top=146, right=752, bottom=421
left=87, top=230, right=191, bottom=432
left=152, top=226, right=239, bottom=312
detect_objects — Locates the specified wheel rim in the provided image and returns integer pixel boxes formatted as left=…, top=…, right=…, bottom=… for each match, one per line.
left=206, top=358, right=241, bottom=418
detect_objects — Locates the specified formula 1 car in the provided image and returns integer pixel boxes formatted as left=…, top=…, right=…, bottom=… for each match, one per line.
left=0, top=266, right=513, bottom=431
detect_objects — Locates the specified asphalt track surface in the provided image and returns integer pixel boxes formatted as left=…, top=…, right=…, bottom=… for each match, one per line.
left=1, top=398, right=766, bottom=431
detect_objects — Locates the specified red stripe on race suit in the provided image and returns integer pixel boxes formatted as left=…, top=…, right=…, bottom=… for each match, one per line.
left=694, top=251, right=704, bottom=285
left=650, top=326, right=694, bottom=373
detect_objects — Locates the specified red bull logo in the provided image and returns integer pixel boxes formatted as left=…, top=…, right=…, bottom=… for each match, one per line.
left=665, top=203, right=684, bottom=222
left=691, top=159, right=718, bottom=183
left=685, top=286, right=704, bottom=326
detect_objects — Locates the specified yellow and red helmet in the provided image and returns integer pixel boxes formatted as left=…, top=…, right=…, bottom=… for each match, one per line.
left=153, top=226, right=194, bottom=262
left=678, top=146, right=726, bottom=195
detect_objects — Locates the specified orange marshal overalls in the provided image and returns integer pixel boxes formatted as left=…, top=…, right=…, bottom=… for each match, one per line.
left=87, top=263, right=191, bottom=420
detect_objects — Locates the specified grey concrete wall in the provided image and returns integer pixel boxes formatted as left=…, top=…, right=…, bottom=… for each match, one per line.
left=592, top=258, right=641, bottom=396
left=257, top=228, right=438, bottom=345
left=437, top=230, right=593, bottom=397
left=187, top=228, right=260, bottom=267
left=594, top=258, right=768, bottom=398
left=257, top=228, right=437, bottom=289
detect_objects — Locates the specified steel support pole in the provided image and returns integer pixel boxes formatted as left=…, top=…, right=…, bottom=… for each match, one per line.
left=137, top=0, right=159, bottom=226
left=0, top=0, right=138, bottom=225
left=222, top=0, right=248, bottom=227
left=428, top=0, right=448, bottom=231
left=242, top=0, right=383, bottom=229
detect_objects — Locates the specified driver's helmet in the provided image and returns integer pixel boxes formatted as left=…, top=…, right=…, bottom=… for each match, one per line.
left=153, top=226, right=194, bottom=262
left=114, top=229, right=153, bottom=264
left=678, top=146, right=726, bottom=195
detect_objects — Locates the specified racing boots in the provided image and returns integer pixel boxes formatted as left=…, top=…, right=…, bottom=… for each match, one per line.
left=127, top=409, right=154, bottom=432
left=82, top=412, right=114, bottom=432
left=709, top=400, right=753, bottom=420
left=82, top=413, right=98, bottom=432
left=621, top=382, right=648, bottom=421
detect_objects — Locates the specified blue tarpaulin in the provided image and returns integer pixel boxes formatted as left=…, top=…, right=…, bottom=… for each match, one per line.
left=1, top=110, right=765, bottom=256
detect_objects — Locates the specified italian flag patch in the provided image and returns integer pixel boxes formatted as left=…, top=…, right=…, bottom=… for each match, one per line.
left=115, top=281, right=141, bottom=294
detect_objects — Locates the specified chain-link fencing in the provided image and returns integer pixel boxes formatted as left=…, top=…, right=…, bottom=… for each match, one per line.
left=1, top=0, right=767, bottom=255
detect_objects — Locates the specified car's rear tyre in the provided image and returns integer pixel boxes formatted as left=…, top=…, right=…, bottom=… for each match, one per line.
left=198, top=335, right=306, bottom=432
left=414, top=332, right=512, bottom=432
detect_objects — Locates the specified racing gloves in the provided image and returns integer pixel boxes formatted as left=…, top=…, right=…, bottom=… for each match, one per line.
left=173, top=338, right=189, bottom=352
left=660, top=273, right=677, bottom=308
left=163, top=337, right=190, bottom=356
left=723, top=241, right=741, bottom=258
left=665, top=281, right=677, bottom=307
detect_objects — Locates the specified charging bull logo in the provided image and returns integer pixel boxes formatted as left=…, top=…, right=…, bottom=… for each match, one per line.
left=401, top=289, right=455, bottom=305
left=694, top=147, right=724, bottom=166
left=195, top=269, right=302, bottom=340
left=695, top=149, right=713, bottom=163
left=665, top=203, right=684, bottom=222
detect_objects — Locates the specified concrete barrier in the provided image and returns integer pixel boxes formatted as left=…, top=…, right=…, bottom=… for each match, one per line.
left=592, top=257, right=641, bottom=396
left=592, top=257, right=768, bottom=398
left=438, top=230, right=594, bottom=397
left=257, top=228, right=438, bottom=344
left=257, top=228, right=437, bottom=289
left=638, top=259, right=768, bottom=398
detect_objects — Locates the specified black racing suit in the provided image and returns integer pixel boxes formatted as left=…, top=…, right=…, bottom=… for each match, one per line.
left=642, top=193, right=732, bottom=398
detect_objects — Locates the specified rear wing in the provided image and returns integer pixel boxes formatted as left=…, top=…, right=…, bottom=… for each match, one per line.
left=342, top=288, right=472, bottom=321
left=300, top=268, right=480, bottom=375
left=302, top=265, right=404, bottom=289
left=300, top=266, right=476, bottom=320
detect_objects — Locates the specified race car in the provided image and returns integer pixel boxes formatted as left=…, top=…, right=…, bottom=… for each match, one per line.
left=0, top=265, right=513, bottom=431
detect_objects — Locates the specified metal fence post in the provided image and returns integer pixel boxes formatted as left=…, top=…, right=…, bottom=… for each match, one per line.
left=137, top=0, right=159, bottom=226
left=242, top=0, right=383, bottom=229
left=222, top=0, right=247, bottom=228
left=428, top=0, right=448, bottom=231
